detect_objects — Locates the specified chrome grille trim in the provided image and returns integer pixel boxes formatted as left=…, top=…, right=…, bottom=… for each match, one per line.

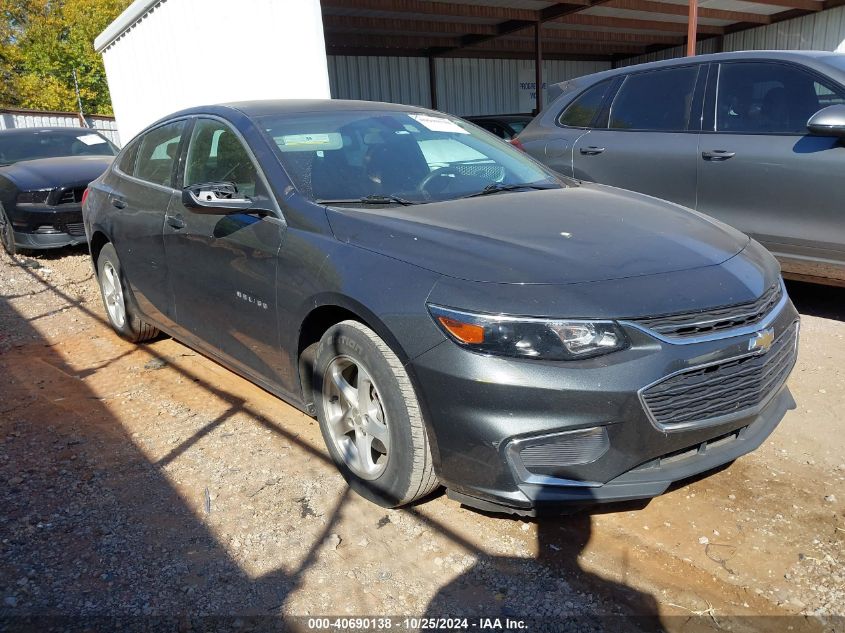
left=620, top=280, right=788, bottom=345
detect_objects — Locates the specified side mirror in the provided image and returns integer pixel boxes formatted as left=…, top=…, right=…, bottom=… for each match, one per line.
left=807, top=104, right=845, bottom=138
left=182, top=181, right=254, bottom=213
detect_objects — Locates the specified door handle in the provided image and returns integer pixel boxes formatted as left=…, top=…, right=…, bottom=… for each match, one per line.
left=111, top=197, right=126, bottom=209
left=166, top=214, right=185, bottom=230
left=702, top=150, right=736, bottom=161
left=579, top=146, right=606, bottom=155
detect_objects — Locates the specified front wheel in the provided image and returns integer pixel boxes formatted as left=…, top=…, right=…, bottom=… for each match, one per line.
left=96, top=243, right=159, bottom=343
left=0, top=204, right=17, bottom=256
left=314, top=320, right=439, bottom=507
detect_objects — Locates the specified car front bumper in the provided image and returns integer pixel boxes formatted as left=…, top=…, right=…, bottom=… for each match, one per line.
left=10, top=203, right=87, bottom=250
left=409, top=293, right=799, bottom=515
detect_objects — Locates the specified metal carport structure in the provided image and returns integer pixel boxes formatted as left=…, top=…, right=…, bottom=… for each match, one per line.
left=321, top=0, right=845, bottom=113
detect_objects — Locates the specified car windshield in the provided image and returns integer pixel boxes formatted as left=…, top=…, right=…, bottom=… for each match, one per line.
left=0, top=129, right=118, bottom=166
left=258, top=110, right=561, bottom=204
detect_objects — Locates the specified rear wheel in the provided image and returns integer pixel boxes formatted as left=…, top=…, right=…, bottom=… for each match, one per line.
left=0, top=204, right=16, bottom=257
left=314, top=320, right=438, bottom=507
left=96, top=243, right=159, bottom=343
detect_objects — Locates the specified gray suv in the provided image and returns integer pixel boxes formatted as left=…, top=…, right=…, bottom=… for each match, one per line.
left=517, top=51, right=845, bottom=287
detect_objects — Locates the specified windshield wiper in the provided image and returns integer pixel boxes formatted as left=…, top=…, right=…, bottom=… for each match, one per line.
left=316, top=194, right=420, bottom=206
left=461, top=182, right=559, bottom=199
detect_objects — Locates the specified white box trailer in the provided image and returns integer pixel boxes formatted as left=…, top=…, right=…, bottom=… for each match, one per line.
left=95, top=0, right=331, bottom=142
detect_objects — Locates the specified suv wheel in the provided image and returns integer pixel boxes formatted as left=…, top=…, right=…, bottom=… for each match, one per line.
left=96, top=243, right=159, bottom=343
left=314, top=320, right=438, bottom=507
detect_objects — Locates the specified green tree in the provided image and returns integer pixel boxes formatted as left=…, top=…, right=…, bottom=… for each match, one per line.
left=0, top=0, right=130, bottom=115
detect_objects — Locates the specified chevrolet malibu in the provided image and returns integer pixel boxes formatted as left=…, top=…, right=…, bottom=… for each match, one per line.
left=82, top=100, right=799, bottom=515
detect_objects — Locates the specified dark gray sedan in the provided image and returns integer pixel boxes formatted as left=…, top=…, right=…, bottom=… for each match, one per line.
left=516, top=51, right=845, bottom=287
left=83, top=100, right=798, bottom=515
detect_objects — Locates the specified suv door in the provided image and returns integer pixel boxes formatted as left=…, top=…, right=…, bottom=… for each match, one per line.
left=572, top=65, right=705, bottom=209
left=109, top=119, right=186, bottom=328
left=697, top=60, right=845, bottom=282
left=163, top=116, right=287, bottom=385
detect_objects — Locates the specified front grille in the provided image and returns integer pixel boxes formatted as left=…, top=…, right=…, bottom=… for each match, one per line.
left=57, top=187, right=86, bottom=205
left=65, top=222, right=85, bottom=236
left=632, top=282, right=783, bottom=338
left=642, top=323, right=798, bottom=429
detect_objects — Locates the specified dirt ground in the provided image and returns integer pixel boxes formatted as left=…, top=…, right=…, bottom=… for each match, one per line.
left=0, top=246, right=843, bottom=632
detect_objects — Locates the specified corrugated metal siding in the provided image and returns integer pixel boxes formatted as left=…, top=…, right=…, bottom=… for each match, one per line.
left=621, top=5, right=845, bottom=66
left=328, top=56, right=431, bottom=107
left=619, top=39, right=720, bottom=67
left=0, top=112, right=121, bottom=145
left=724, top=5, right=845, bottom=51
left=328, top=55, right=611, bottom=115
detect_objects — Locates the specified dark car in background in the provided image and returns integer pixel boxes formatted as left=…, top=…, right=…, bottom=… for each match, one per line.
left=0, top=127, right=118, bottom=255
left=84, top=100, right=797, bottom=515
left=516, top=51, right=845, bottom=287
left=466, top=114, right=533, bottom=140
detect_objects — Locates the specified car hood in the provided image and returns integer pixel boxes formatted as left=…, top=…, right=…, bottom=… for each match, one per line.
left=0, top=155, right=114, bottom=190
left=325, top=183, right=750, bottom=285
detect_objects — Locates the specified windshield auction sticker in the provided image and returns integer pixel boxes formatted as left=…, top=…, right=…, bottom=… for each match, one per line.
left=77, top=134, right=108, bottom=145
left=408, top=114, right=469, bottom=134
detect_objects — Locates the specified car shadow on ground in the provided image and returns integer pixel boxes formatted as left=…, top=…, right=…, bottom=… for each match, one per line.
left=0, top=259, right=668, bottom=631
left=785, top=279, right=845, bottom=322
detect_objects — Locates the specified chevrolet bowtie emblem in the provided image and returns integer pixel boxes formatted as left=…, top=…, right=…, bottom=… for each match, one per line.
left=749, top=327, right=775, bottom=353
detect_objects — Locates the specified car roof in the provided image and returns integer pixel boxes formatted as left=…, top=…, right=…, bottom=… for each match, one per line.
left=551, top=50, right=845, bottom=92
left=186, top=99, right=429, bottom=119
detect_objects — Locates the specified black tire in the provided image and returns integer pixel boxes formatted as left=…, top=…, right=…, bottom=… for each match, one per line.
left=0, top=204, right=16, bottom=257
left=96, top=243, right=159, bottom=343
left=313, top=320, right=439, bottom=507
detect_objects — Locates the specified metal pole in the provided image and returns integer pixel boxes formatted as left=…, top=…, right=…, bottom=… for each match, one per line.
left=534, top=22, right=543, bottom=114
left=686, top=0, right=698, bottom=57
left=428, top=56, right=438, bottom=110
left=72, top=69, right=89, bottom=128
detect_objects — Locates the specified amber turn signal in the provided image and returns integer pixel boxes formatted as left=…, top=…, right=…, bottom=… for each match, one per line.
left=437, top=316, right=485, bottom=344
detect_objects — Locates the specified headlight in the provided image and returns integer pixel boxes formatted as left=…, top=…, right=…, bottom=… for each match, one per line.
left=17, top=189, right=51, bottom=204
left=428, top=305, right=629, bottom=360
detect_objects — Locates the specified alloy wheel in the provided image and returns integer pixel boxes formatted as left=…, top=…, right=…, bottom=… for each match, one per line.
left=100, top=261, right=126, bottom=328
left=322, top=355, right=390, bottom=480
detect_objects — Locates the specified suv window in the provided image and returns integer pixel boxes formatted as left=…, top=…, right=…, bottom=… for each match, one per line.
left=717, top=62, right=845, bottom=134
left=184, top=119, right=260, bottom=198
left=609, top=66, right=699, bottom=131
left=133, top=121, right=185, bottom=187
left=559, top=79, right=613, bottom=128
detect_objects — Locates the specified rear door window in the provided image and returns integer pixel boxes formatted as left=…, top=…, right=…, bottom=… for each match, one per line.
left=716, top=61, right=845, bottom=134
left=133, top=121, right=186, bottom=187
left=609, top=66, right=699, bottom=131
left=115, top=139, right=139, bottom=175
left=558, top=79, right=614, bottom=128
